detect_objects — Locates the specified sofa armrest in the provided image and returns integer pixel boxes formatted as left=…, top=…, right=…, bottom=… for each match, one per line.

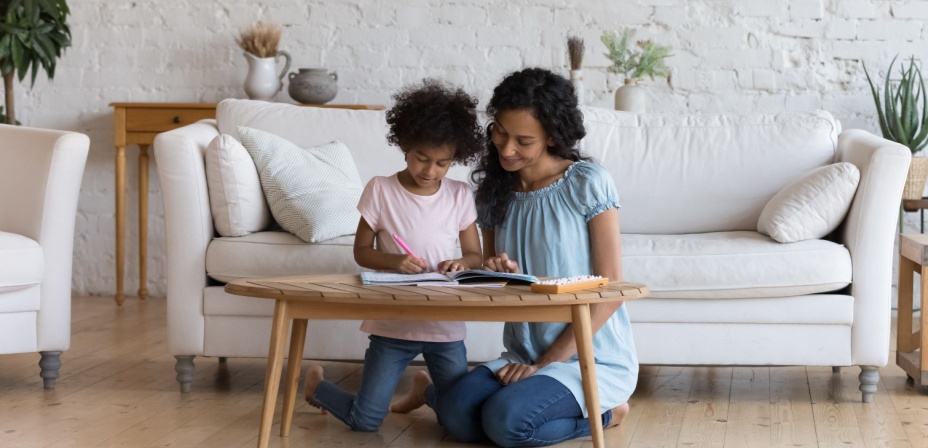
left=153, top=120, right=219, bottom=355
left=0, top=125, right=89, bottom=351
left=836, top=129, right=911, bottom=366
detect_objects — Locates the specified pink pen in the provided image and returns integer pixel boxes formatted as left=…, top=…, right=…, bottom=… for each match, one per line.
left=391, top=233, right=428, bottom=270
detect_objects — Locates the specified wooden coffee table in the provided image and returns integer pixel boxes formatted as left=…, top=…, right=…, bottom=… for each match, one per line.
left=225, top=274, right=649, bottom=448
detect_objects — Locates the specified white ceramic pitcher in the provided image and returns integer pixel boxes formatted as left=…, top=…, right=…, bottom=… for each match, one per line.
left=243, top=51, right=292, bottom=101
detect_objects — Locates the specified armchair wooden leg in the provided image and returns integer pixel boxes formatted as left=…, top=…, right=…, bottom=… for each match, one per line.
left=832, top=366, right=841, bottom=373
left=39, top=351, right=62, bottom=389
left=859, top=366, right=879, bottom=403
left=175, top=355, right=196, bottom=393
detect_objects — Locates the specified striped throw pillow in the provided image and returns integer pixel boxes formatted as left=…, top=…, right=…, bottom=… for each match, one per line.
left=238, top=126, right=362, bottom=243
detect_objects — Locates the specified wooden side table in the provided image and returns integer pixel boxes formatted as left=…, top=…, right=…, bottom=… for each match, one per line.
left=110, top=102, right=385, bottom=305
left=225, top=275, right=649, bottom=448
left=903, top=197, right=928, bottom=233
left=898, top=233, right=928, bottom=390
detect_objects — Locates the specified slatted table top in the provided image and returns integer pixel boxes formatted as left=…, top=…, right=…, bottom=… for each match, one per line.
left=225, top=274, right=649, bottom=306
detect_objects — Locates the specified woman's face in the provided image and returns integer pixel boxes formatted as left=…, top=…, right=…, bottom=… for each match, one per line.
left=490, top=109, right=555, bottom=172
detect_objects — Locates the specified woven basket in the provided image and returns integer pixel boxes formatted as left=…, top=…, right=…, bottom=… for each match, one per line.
left=903, top=156, right=928, bottom=200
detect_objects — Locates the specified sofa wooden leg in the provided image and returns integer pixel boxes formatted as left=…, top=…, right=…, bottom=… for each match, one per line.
left=859, top=366, right=879, bottom=403
left=219, top=357, right=227, bottom=364
left=832, top=366, right=841, bottom=373
left=39, top=351, right=62, bottom=389
left=175, top=355, right=196, bottom=393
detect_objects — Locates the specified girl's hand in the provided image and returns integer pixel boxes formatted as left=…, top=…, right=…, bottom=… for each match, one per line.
left=482, top=252, right=520, bottom=273
left=395, top=254, right=429, bottom=274
left=495, top=362, right=539, bottom=385
left=437, top=259, right=468, bottom=274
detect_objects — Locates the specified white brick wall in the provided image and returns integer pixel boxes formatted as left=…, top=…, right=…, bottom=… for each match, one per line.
left=7, top=0, right=926, bottom=297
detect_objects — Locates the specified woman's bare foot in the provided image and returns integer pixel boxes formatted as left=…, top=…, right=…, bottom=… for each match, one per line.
left=303, top=365, right=328, bottom=414
left=390, top=370, right=432, bottom=413
left=606, top=402, right=630, bottom=429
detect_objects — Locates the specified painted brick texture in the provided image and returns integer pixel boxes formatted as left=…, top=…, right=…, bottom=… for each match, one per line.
left=8, top=0, right=924, bottom=297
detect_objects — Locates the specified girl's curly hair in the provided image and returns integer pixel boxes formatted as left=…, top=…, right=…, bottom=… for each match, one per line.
left=472, top=68, right=588, bottom=229
left=385, top=79, right=482, bottom=165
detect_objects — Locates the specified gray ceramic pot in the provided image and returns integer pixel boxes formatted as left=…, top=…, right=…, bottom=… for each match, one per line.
left=288, top=68, right=338, bottom=104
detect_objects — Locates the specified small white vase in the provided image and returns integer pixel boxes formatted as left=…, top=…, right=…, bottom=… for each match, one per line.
left=614, top=79, right=646, bottom=113
left=243, top=51, right=292, bottom=101
left=570, top=69, right=585, bottom=106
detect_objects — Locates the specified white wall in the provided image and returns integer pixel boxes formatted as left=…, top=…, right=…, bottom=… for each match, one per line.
left=7, top=0, right=926, bottom=297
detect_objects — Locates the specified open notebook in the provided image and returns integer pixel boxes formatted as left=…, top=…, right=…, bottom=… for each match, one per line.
left=360, top=269, right=539, bottom=286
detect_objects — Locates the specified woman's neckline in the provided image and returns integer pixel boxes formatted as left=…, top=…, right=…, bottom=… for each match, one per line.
left=512, top=161, right=583, bottom=199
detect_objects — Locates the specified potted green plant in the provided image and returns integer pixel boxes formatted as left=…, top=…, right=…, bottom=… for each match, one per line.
left=863, top=55, right=928, bottom=200
left=0, top=0, right=72, bottom=125
left=600, top=29, right=672, bottom=113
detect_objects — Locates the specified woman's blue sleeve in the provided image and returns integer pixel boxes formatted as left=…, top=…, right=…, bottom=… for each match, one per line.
left=571, top=162, right=621, bottom=222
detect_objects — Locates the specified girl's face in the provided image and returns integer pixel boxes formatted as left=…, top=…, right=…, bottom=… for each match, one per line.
left=404, top=144, right=455, bottom=190
left=490, top=109, right=556, bottom=172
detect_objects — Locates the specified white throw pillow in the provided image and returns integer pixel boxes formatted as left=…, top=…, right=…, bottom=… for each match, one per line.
left=238, top=126, right=362, bottom=243
left=205, top=135, right=272, bottom=237
left=757, top=162, right=860, bottom=243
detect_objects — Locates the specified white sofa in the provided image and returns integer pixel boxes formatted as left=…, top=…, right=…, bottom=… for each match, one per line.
left=0, top=124, right=89, bottom=388
left=154, top=99, right=909, bottom=402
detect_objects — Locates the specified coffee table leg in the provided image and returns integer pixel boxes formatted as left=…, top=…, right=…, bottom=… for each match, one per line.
left=572, top=303, right=604, bottom=448
left=258, top=300, right=290, bottom=448
left=280, top=319, right=308, bottom=437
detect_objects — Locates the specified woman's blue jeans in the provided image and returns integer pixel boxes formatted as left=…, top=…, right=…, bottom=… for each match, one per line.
left=435, top=366, right=612, bottom=447
left=311, top=335, right=467, bottom=432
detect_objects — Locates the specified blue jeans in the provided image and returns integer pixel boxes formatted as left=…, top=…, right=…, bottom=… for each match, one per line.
left=311, top=335, right=467, bottom=432
left=435, top=366, right=612, bottom=447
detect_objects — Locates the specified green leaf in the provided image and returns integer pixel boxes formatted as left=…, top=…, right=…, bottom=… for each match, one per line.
left=863, top=62, right=891, bottom=139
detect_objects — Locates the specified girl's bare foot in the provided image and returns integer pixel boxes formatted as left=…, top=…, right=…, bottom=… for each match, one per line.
left=304, top=365, right=328, bottom=415
left=606, top=402, right=630, bottom=429
left=391, top=370, right=432, bottom=413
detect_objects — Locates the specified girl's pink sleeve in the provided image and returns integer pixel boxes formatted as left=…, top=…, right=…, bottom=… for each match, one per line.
left=357, top=177, right=382, bottom=230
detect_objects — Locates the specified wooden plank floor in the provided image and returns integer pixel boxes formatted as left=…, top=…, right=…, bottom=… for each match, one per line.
left=1, top=296, right=928, bottom=447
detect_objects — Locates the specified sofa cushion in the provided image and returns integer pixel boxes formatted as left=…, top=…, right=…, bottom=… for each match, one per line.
left=239, top=127, right=363, bottom=243
left=216, top=99, right=472, bottom=185
left=757, top=162, right=860, bottom=243
left=0, top=231, right=43, bottom=293
left=580, top=108, right=840, bottom=234
left=205, top=134, right=272, bottom=237
left=622, top=231, right=851, bottom=299
left=206, top=231, right=361, bottom=283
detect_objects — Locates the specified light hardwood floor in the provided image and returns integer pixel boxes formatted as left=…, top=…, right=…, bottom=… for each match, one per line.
left=1, top=296, right=927, bottom=447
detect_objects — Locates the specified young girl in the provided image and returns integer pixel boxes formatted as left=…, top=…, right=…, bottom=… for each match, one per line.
left=303, top=79, right=484, bottom=432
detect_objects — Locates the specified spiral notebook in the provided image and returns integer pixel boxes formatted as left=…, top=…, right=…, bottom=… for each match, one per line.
left=360, top=269, right=539, bottom=286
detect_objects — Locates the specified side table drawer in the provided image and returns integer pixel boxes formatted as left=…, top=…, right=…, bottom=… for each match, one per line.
left=125, top=108, right=216, bottom=132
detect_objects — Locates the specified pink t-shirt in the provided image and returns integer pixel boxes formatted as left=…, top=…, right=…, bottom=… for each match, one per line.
left=356, top=174, right=477, bottom=342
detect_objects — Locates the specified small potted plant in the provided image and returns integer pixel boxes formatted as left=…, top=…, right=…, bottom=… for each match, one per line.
left=863, top=55, right=928, bottom=200
left=600, top=29, right=672, bottom=113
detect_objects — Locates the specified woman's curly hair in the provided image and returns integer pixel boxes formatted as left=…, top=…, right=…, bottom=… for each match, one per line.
left=385, top=79, right=482, bottom=165
left=472, top=68, right=588, bottom=229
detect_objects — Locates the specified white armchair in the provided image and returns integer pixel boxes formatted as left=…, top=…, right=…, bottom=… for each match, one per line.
left=0, top=124, right=89, bottom=388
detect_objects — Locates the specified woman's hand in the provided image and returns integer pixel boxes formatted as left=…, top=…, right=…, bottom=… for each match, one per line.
left=495, top=362, right=540, bottom=385
left=394, top=254, right=429, bottom=274
left=482, top=251, right=520, bottom=273
left=437, top=259, right=468, bottom=274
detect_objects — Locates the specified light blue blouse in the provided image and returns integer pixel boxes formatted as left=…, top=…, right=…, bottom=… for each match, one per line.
left=479, top=161, right=638, bottom=417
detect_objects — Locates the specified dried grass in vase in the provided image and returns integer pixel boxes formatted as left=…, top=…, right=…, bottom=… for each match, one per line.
left=236, top=21, right=282, bottom=58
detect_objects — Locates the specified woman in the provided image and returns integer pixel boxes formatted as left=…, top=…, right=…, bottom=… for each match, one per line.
left=394, top=68, right=637, bottom=447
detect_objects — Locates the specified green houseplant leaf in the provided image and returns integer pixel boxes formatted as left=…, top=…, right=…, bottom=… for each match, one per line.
left=0, top=0, right=71, bottom=124
left=601, top=28, right=672, bottom=82
left=864, top=55, right=928, bottom=154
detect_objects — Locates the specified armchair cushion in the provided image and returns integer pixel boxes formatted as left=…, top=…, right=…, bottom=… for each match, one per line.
left=0, top=231, right=43, bottom=293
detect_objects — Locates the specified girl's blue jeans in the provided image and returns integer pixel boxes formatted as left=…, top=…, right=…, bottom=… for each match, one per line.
left=311, top=334, right=467, bottom=432
left=435, top=366, right=613, bottom=447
